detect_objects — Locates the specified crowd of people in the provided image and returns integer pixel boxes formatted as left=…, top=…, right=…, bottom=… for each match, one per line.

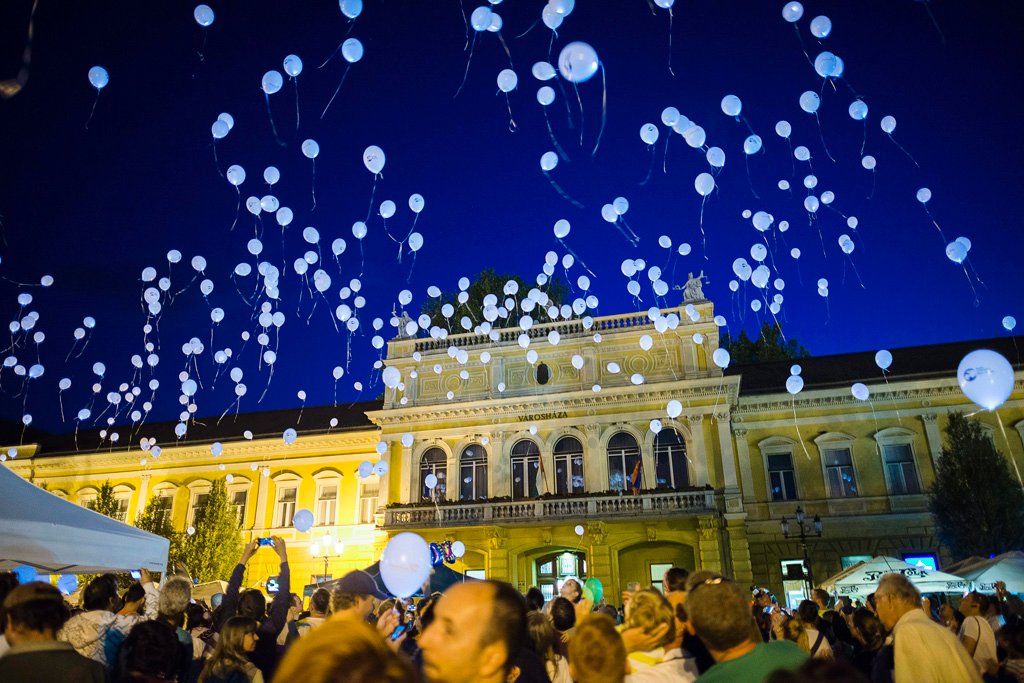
left=2, top=540, right=1024, bottom=683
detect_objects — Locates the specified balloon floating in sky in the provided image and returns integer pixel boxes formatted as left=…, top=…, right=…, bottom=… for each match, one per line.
left=957, top=349, right=1014, bottom=411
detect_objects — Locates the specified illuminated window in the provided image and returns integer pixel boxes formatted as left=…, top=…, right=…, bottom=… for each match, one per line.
left=554, top=437, right=585, bottom=495
left=607, top=432, right=641, bottom=492
left=358, top=478, right=379, bottom=525
left=275, top=486, right=297, bottom=528
left=768, top=453, right=798, bottom=501
left=511, top=440, right=541, bottom=499
left=420, top=448, right=447, bottom=501
left=654, top=429, right=688, bottom=489
left=883, top=444, right=921, bottom=495
left=316, top=484, right=338, bottom=526
left=823, top=448, right=858, bottom=498
left=460, top=444, right=488, bottom=501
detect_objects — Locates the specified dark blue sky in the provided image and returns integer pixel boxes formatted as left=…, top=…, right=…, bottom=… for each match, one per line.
left=0, top=1, right=1021, bottom=435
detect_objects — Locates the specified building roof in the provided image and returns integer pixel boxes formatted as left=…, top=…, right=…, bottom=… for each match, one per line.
left=1, top=400, right=381, bottom=458
left=727, top=334, right=1024, bottom=395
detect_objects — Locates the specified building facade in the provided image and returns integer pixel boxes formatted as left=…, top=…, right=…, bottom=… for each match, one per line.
left=6, top=297, right=1023, bottom=607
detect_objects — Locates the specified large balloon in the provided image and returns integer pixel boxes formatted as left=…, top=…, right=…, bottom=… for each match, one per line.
left=380, top=532, right=432, bottom=598
left=342, top=38, right=364, bottom=63
left=262, top=70, right=283, bottom=95
left=363, top=145, right=385, bottom=174
left=292, top=508, right=314, bottom=533
left=558, top=42, right=599, bottom=83
left=958, top=349, right=1014, bottom=411
left=194, top=4, right=215, bottom=27
left=88, top=66, right=109, bottom=90
left=781, top=2, right=804, bottom=22
left=875, top=350, right=893, bottom=371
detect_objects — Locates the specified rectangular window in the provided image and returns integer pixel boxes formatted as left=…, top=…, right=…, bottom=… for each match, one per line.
left=190, top=493, right=209, bottom=525
left=317, top=484, right=338, bottom=526
left=276, top=486, right=297, bottom=528
left=767, top=453, right=798, bottom=501
left=358, top=480, right=379, bottom=525
left=883, top=444, right=921, bottom=495
left=841, top=555, right=872, bottom=569
left=231, top=490, right=248, bottom=525
left=80, top=494, right=98, bottom=510
left=823, top=448, right=858, bottom=498
left=650, top=563, right=674, bottom=593
left=152, top=495, right=173, bottom=527
left=114, top=496, right=130, bottom=522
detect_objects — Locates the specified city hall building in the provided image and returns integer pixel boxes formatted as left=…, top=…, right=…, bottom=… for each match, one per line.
left=6, top=295, right=1023, bottom=608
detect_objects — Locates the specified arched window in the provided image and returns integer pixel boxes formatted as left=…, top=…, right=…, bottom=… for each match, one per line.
left=460, top=444, right=488, bottom=501
left=607, top=432, right=641, bottom=492
left=420, top=448, right=447, bottom=501
left=511, top=440, right=541, bottom=499
left=654, top=430, right=689, bottom=489
left=554, top=437, right=585, bottom=495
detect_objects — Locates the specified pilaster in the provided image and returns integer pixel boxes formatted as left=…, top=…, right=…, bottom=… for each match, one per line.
left=733, top=429, right=756, bottom=503
left=725, top=513, right=753, bottom=585
left=135, top=474, right=151, bottom=520
left=697, top=515, right=723, bottom=574
left=921, top=413, right=942, bottom=469
left=688, top=415, right=709, bottom=487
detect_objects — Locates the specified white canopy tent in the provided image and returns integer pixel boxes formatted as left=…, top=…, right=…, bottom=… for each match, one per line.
left=949, top=552, right=1024, bottom=593
left=818, top=556, right=968, bottom=598
left=0, top=463, right=169, bottom=574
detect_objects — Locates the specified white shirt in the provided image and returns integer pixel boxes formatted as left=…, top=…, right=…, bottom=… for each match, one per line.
left=805, top=627, right=834, bottom=659
left=959, top=615, right=998, bottom=674
left=892, top=609, right=982, bottom=683
left=626, top=648, right=698, bottom=683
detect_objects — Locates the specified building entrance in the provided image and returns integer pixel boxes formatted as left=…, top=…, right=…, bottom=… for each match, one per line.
left=535, top=550, right=587, bottom=602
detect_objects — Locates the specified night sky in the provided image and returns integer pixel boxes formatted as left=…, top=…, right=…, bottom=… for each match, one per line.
left=0, top=1, right=1022, bottom=436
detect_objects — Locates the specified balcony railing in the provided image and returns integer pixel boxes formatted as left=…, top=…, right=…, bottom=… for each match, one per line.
left=382, top=488, right=715, bottom=529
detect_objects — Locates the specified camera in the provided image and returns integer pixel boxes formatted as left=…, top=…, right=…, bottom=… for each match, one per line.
left=257, top=537, right=275, bottom=547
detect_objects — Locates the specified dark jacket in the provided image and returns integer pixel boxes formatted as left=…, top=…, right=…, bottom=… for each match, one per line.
left=218, top=561, right=291, bottom=682
left=0, top=640, right=108, bottom=683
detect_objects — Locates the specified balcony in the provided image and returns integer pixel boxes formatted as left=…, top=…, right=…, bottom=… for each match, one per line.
left=382, top=488, right=716, bottom=529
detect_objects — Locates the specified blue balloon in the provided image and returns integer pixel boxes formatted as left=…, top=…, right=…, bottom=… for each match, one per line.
left=57, top=574, right=80, bottom=595
left=88, top=66, right=109, bottom=90
left=292, top=508, right=314, bottom=533
left=13, top=565, right=37, bottom=584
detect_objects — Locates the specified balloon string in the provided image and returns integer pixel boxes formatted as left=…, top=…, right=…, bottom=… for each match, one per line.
left=543, top=108, right=570, bottom=161
left=744, top=154, right=760, bottom=200
left=995, top=413, right=1024, bottom=490
left=792, top=394, right=812, bottom=460
left=497, top=31, right=514, bottom=69
left=859, top=120, right=866, bottom=156
left=640, top=148, right=655, bottom=185
left=543, top=172, right=584, bottom=208
left=814, top=112, right=836, bottom=163
left=458, top=0, right=470, bottom=47
left=265, top=94, right=285, bottom=146
left=960, top=264, right=980, bottom=307
left=846, top=255, right=866, bottom=290
left=886, top=133, right=920, bottom=168
left=504, top=92, right=517, bottom=132
left=454, top=32, right=476, bottom=98
left=591, top=64, right=607, bottom=158
left=666, top=8, right=675, bottom=76
left=212, top=141, right=224, bottom=178
left=321, top=65, right=351, bottom=119
left=515, top=16, right=540, bottom=39
left=786, top=138, right=794, bottom=177
left=572, top=80, right=586, bottom=149
left=793, top=25, right=814, bottom=68
left=698, top=194, right=708, bottom=260
left=557, top=240, right=595, bottom=278
left=293, top=78, right=301, bottom=131
left=58, top=392, right=65, bottom=422
left=84, top=90, right=100, bottom=129
left=617, top=217, right=640, bottom=246
left=406, top=251, right=418, bottom=283
left=922, top=206, right=947, bottom=243
left=364, top=174, right=379, bottom=224
left=310, top=159, right=317, bottom=210
left=230, top=186, right=241, bottom=231
left=662, top=132, right=671, bottom=174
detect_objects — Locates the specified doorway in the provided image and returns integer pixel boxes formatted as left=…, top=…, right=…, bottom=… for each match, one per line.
left=535, top=550, right=587, bottom=602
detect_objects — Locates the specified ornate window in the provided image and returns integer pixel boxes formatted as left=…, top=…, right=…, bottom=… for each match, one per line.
left=510, top=439, right=542, bottom=499
left=316, top=483, right=338, bottom=526
left=460, top=444, right=488, bottom=501
left=187, top=480, right=212, bottom=527
left=815, top=433, right=859, bottom=498
left=768, top=452, right=798, bottom=501
left=654, top=430, right=688, bottom=488
left=554, top=437, right=585, bottom=495
left=607, top=432, right=641, bottom=492
left=357, top=478, right=379, bottom=524
left=150, top=487, right=176, bottom=528
left=420, top=448, right=447, bottom=501
left=274, top=481, right=299, bottom=528
left=112, top=485, right=133, bottom=522
left=875, top=428, right=922, bottom=495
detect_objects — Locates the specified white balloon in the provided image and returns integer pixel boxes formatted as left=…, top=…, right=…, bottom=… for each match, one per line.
left=958, top=349, right=1014, bottom=411
left=261, top=70, right=283, bottom=95
left=497, top=68, right=518, bottom=92
left=558, top=42, right=599, bottom=83
left=363, top=145, right=385, bottom=174
left=88, top=66, right=109, bottom=90
left=342, top=38, right=364, bottom=63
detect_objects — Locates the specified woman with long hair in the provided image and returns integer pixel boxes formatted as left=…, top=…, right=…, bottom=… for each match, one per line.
left=527, top=611, right=571, bottom=683
left=199, top=617, right=262, bottom=683
left=849, top=608, right=887, bottom=680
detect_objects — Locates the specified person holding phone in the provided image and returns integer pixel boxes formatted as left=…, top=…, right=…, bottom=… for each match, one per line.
left=217, top=537, right=290, bottom=682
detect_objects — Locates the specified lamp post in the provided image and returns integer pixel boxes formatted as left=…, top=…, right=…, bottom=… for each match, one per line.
left=780, top=506, right=822, bottom=592
left=309, top=534, right=344, bottom=584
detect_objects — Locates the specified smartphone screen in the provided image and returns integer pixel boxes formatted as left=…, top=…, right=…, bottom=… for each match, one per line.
left=130, top=570, right=141, bottom=580
left=389, top=623, right=408, bottom=642
left=257, top=538, right=275, bottom=547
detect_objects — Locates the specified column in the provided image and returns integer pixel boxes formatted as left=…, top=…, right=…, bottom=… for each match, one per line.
left=398, top=442, right=413, bottom=504
left=586, top=522, right=613, bottom=602
left=377, top=438, right=396, bottom=509
left=733, top=429, right=757, bottom=503
left=688, top=415, right=709, bottom=487
left=490, top=431, right=510, bottom=498
left=445, top=441, right=458, bottom=502
left=715, top=413, right=739, bottom=490
left=696, top=515, right=723, bottom=574
left=921, top=413, right=942, bottom=470
left=583, top=424, right=606, bottom=492
left=725, top=514, right=754, bottom=585
left=641, top=429, right=656, bottom=492
left=253, top=471, right=270, bottom=532
left=134, top=474, right=151, bottom=520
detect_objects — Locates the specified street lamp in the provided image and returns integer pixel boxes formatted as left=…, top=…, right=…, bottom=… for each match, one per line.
left=780, top=506, right=822, bottom=591
left=310, top=534, right=344, bottom=584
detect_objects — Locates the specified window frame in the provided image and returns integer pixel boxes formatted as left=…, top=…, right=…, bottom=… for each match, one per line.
left=758, top=437, right=801, bottom=503
left=112, top=485, right=133, bottom=522
left=607, top=431, right=641, bottom=493
left=357, top=476, right=380, bottom=525
left=315, top=481, right=339, bottom=526
left=814, top=433, right=860, bottom=499
left=272, top=477, right=300, bottom=529
left=459, top=443, right=489, bottom=501
left=875, top=427, right=922, bottom=496
left=510, top=439, right=542, bottom=499
left=653, top=429, right=689, bottom=489
left=553, top=436, right=585, bottom=496
left=420, top=447, right=448, bottom=502
left=150, top=485, right=177, bottom=528
left=186, top=480, right=213, bottom=528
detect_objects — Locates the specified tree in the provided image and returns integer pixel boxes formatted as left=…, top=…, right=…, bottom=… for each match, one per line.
left=178, top=479, right=242, bottom=582
left=421, top=268, right=569, bottom=330
left=928, top=413, right=1024, bottom=560
left=720, top=322, right=809, bottom=364
left=88, top=481, right=122, bottom=518
left=135, top=496, right=184, bottom=573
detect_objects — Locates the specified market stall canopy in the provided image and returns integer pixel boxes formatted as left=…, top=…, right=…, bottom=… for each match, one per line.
left=0, top=464, right=169, bottom=574
left=818, top=556, right=968, bottom=598
left=949, top=552, right=1024, bottom=593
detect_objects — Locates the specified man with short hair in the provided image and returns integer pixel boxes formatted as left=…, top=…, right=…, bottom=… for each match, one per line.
left=684, top=576, right=806, bottom=682
left=418, top=580, right=527, bottom=683
left=663, top=568, right=689, bottom=595
left=958, top=591, right=998, bottom=675
left=569, top=614, right=627, bottom=683
left=0, top=582, right=107, bottom=683
left=152, top=575, right=194, bottom=682
left=550, top=596, right=576, bottom=657
left=873, top=573, right=981, bottom=683
left=293, top=587, right=331, bottom=638
left=329, top=570, right=387, bottom=621
left=59, top=569, right=158, bottom=667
